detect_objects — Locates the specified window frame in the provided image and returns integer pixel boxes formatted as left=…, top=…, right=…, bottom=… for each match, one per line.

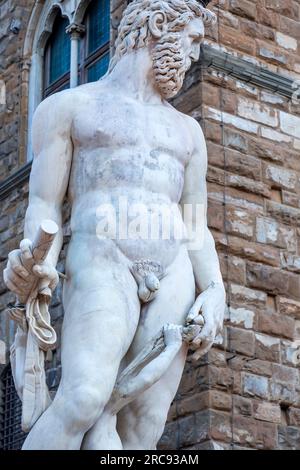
left=43, top=15, right=71, bottom=99
left=79, top=0, right=110, bottom=85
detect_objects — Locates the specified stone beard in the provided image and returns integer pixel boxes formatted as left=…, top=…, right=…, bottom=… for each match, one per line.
left=152, top=32, right=191, bottom=99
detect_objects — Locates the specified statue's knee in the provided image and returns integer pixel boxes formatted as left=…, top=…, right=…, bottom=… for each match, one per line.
left=63, top=385, right=105, bottom=431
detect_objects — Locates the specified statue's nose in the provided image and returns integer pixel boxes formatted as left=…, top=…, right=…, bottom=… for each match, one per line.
left=190, top=46, right=200, bottom=62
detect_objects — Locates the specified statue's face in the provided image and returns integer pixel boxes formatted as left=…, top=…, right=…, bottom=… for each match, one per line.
left=180, top=17, right=205, bottom=71
left=152, top=17, right=204, bottom=100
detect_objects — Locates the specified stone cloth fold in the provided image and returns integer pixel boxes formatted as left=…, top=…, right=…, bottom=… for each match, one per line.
left=9, top=291, right=57, bottom=432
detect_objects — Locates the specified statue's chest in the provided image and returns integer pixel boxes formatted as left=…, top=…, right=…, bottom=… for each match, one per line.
left=72, top=100, right=193, bottom=166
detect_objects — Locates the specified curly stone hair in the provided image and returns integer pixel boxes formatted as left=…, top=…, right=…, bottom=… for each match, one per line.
left=109, top=0, right=216, bottom=70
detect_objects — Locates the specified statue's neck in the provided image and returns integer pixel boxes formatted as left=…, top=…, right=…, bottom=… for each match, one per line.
left=106, top=49, right=164, bottom=104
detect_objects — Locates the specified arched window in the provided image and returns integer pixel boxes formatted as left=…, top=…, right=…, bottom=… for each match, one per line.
left=80, top=0, right=110, bottom=83
left=43, top=15, right=71, bottom=98
left=42, top=1, right=110, bottom=99
left=26, top=0, right=111, bottom=160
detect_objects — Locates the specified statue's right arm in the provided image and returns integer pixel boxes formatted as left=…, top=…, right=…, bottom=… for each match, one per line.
left=25, top=93, right=73, bottom=266
left=3, top=93, right=73, bottom=302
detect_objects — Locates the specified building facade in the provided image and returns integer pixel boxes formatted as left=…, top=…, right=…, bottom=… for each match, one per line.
left=0, top=0, right=300, bottom=450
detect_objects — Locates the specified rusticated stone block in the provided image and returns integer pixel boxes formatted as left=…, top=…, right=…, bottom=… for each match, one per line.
left=224, top=128, right=248, bottom=153
left=238, top=98, right=278, bottom=127
left=209, top=410, right=232, bottom=443
left=229, top=0, right=257, bottom=21
left=278, top=426, right=300, bottom=450
left=230, top=283, right=267, bottom=308
left=228, top=235, right=280, bottom=267
left=243, top=373, right=269, bottom=399
left=256, top=422, right=278, bottom=449
left=233, top=395, right=252, bottom=417
left=287, top=408, right=300, bottom=426
left=270, top=382, right=297, bottom=406
left=226, top=207, right=255, bottom=239
left=209, top=390, right=232, bottom=412
left=246, top=262, right=300, bottom=298
left=176, top=391, right=209, bottom=417
left=227, top=326, right=255, bottom=357
left=258, top=312, right=295, bottom=340
left=266, top=200, right=300, bottom=226
left=253, top=401, right=281, bottom=424
left=256, top=217, right=297, bottom=252
left=255, top=333, right=281, bottom=362
left=278, top=297, right=300, bottom=319
left=158, top=421, right=179, bottom=450
left=225, top=305, right=255, bottom=330
left=243, top=358, right=273, bottom=378
left=219, top=26, right=256, bottom=55
left=219, top=254, right=246, bottom=285
left=232, top=416, right=257, bottom=447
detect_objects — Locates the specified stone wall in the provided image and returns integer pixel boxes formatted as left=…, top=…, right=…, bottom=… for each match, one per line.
left=0, top=0, right=35, bottom=179
left=1, top=0, right=300, bottom=450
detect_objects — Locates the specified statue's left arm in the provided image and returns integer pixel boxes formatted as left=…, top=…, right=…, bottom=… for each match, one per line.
left=180, top=118, right=226, bottom=356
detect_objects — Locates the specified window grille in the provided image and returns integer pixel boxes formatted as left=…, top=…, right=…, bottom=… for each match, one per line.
left=0, top=365, right=27, bottom=450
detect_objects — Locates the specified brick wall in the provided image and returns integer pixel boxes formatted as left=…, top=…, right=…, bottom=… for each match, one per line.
left=1, top=0, right=300, bottom=450
left=207, top=0, right=300, bottom=75
left=161, top=0, right=300, bottom=450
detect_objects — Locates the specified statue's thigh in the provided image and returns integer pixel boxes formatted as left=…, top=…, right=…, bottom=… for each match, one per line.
left=117, top=249, right=195, bottom=448
left=59, top=262, right=140, bottom=390
left=126, top=246, right=195, bottom=360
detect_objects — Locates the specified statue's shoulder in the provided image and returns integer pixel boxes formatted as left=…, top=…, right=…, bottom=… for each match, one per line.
left=33, top=87, right=78, bottom=125
left=174, top=109, right=205, bottom=143
left=172, top=108, right=207, bottom=156
left=183, top=112, right=203, bottom=134
left=34, top=81, right=107, bottom=122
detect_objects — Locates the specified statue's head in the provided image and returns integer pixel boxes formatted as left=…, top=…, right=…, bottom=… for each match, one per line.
left=110, top=0, right=216, bottom=99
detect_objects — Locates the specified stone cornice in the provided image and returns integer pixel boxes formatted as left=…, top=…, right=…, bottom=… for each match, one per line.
left=201, top=44, right=295, bottom=99
left=0, top=45, right=296, bottom=199
left=0, top=162, right=31, bottom=201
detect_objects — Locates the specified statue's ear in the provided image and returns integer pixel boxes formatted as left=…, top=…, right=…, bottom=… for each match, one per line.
left=148, top=11, right=167, bottom=39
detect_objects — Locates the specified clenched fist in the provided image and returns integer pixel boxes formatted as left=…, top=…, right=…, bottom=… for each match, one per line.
left=186, top=281, right=226, bottom=359
left=3, top=238, right=59, bottom=305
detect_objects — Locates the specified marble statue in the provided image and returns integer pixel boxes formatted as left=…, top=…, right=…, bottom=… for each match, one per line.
left=3, top=0, right=226, bottom=450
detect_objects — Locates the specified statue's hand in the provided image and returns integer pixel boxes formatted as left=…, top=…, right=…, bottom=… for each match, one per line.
left=3, top=239, right=59, bottom=305
left=163, top=323, right=183, bottom=347
left=186, top=282, right=226, bottom=358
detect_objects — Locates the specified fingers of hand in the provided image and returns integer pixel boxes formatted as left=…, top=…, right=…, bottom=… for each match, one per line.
left=186, top=296, right=204, bottom=324
left=3, top=268, right=28, bottom=296
left=191, top=319, right=215, bottom=350
left=8, top=250, right=30, bottom=280
left=193, top=314, right=205, bottom=326
left=20, top=239, right=35, bottom=272
left=32, top=265, right=59, bottom=290
left=191, top=340, right=214, bottom=361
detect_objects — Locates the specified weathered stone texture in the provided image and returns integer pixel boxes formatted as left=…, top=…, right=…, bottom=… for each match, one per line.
left=0, top=0, right=300, bottom=451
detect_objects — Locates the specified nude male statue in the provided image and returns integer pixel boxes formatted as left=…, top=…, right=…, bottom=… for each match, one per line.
left=3, top=0, right=226, bottom=450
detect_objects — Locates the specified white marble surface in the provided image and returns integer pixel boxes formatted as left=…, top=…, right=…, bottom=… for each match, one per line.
left=4, top=0, right=225, bottom=450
